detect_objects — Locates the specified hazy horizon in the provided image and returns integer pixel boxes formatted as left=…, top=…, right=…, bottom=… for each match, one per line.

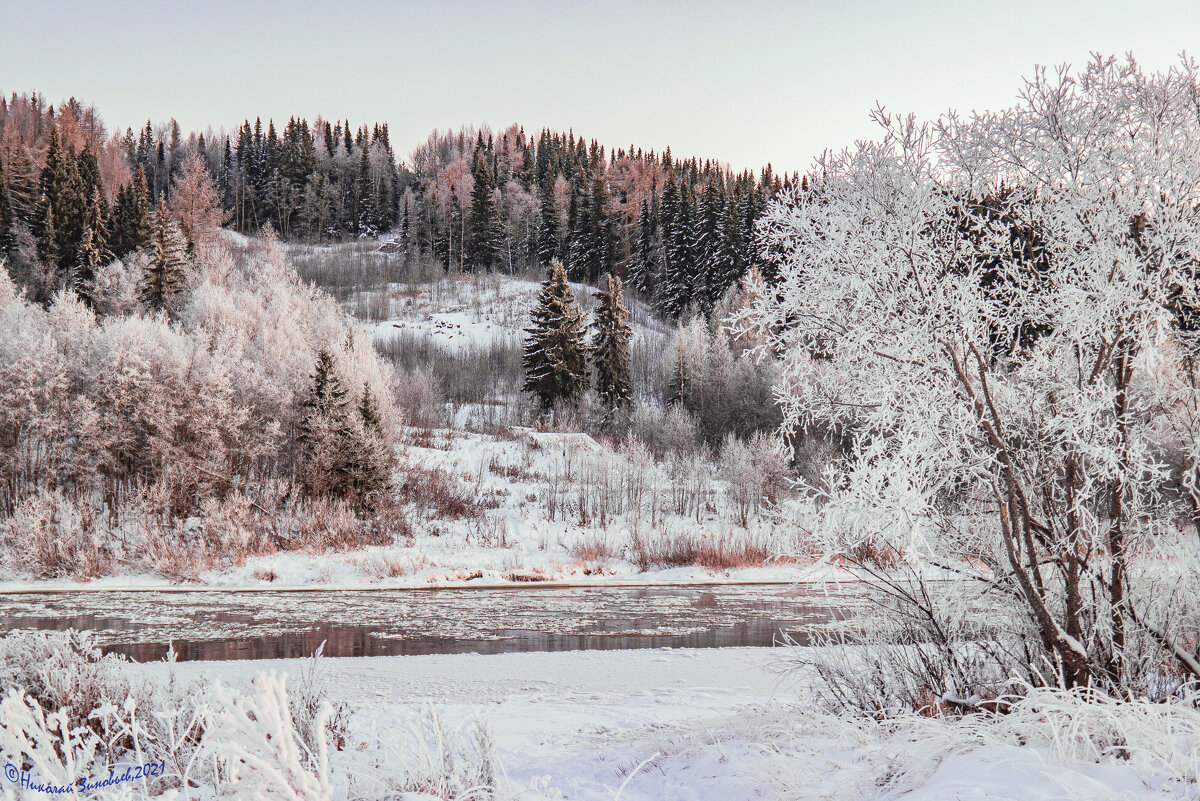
left=2, top=0, right=1198, bottom=173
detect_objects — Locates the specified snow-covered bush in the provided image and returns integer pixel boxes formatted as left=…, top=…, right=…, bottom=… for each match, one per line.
left=742, top=56, right=1200, bottom=696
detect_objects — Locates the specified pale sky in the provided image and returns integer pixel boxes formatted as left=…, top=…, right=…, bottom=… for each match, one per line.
left=2, top=0, right=1197, bottom=173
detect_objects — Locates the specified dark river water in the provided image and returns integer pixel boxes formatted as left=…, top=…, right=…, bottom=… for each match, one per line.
left=0, top=585, right=860, bottom=662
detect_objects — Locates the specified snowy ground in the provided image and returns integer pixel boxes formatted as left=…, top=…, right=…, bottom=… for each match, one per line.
left=363, top=271, right=669, bottom=357
left=128, top=647, right=1197, bottom=801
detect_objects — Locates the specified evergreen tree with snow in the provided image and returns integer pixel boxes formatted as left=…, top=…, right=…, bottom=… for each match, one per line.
left=343, top=382, right=394, bottom=503
left=522, top=258, right=590, bottom=410
left=662, top=178, right=696, bottom=318
left=696, top=179, right=725, bottom=310
left=592, top=273, right=633, bottom=409
left=0, top=155, right=16, bottom=258
left=139, top=200, right=190, bottom=313
left=353, top=142, right=376, bottom=236
left=627, top=199, right=657, bottom=298
left=298, top=348, right=353, bottom=497
left=111, top=166, right=152, bottom=257
left=466, top=146, right=500, bottom=270
left=74, top=188, right=110, bottom=306
left=37, top=204, right=60, bottom=270
left=535, top=180, right=559, bottom=267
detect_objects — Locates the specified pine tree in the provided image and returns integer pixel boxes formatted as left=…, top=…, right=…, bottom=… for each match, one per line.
left=466, top=148, right=500, bottom=270
left=522, top=259, right=590, bottom=410
left=75, top=188, right=110, bottom=306
left=592, top=273, right=633, bottom=409
left=139, top=200, right=189, bottom=312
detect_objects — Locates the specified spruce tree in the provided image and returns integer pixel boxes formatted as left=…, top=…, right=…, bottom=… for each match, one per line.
left=344, top=382, right=394, bottom=503
left=522, top=259, right=590, bottom=410
left=535, top=180, right=560, bottom=266
left=111, top=166, right=153, bottom=256
left=697, top=180, right=725, bottom=310
left=139, top=200, right=189, bottom=313
left=75, top=188, right=110, bottom=306
left=662, top=177, right=695, bottom=318
left=466, top=149, right=500, bottom=270
left=298, top=348, right=353, bottom=497
left=592, top=273, right=633, bottom=409
left=37, top=204, right=60, bottom=269
left=628, top=199, right=657, bottom=297
left=353, top=142, right=375, bottom=235
left=0, top=154, right=14, bottom=257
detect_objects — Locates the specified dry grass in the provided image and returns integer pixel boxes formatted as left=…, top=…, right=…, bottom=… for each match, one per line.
left=252, top=567, right=279, bottom=582
left=630, top=531, right=772, bottom=571
left=569, top=535, right=619, bottom=562
left=397, top=463, right=483, bottom=520
left=356, top=552, right=432, bottom=579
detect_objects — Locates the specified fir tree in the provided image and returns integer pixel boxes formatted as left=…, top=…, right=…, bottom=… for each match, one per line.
left=522, top=259, right=590, bottom=410
left=139, top=200, right=189, bottom=313
left=111, top=166, right=153, bottom=256
left=592, top=273, right=633, bottom=409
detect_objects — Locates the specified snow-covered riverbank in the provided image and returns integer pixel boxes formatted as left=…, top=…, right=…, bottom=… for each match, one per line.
left=125, top=647, right=1195, bottom=801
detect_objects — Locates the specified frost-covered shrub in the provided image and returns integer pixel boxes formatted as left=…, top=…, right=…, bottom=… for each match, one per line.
left=721, top=431, right=789, bottom=528
left=395, top=366, right=446, bottom=429
left=0, top=630, right=134, bottom=751
left=1, top=490, right=110, bottom=578
left=629, top=402, right=701, bottom=460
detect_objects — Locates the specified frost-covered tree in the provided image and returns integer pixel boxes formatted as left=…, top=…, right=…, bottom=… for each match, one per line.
left=522, top=259, right=589, bottom=410
left=169, top=154, right=224, bottom=249
left=592, top=273, right=633, bottom=409
left=740, top=56, right=1200, bottom=697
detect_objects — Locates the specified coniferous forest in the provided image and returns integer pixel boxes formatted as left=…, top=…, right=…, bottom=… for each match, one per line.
left=0, top=92, right=797, bottom=318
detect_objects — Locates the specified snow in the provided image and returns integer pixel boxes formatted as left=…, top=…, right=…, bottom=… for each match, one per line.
left=125, top=647, right=1195, bottom=801
left=366, top=273, right=668, bottom=360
